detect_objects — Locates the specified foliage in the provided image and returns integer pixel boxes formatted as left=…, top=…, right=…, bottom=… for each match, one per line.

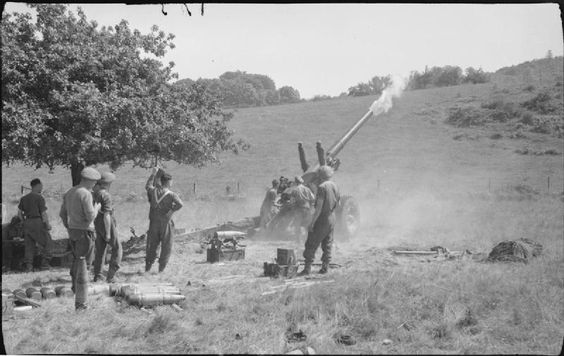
left=177, top=71, right=301, bottom=108
left=463, top=67, right=489, bottom=84
left=445, top=106, right=485, bottom=127
left=1, top=4, right=242, bottom=185
left=521, top=91, right=558, bottom=114
left=408, top=65, right=487, bottom=90
left=347, top=75, right=391, bottom=97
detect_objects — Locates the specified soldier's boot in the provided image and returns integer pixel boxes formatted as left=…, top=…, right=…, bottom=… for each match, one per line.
left=145, top=262, right=153, bottom=273
left=106, top=268, right=117, bottom=283
left=318, top=262, right=329, bottom=274
left=297, top=263, right=311, bottom=276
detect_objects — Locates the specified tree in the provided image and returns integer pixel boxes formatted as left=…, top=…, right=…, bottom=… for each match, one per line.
left=2, top=4, right=243, bottom=186
left=463, top=67, right=489, bottom=84
left=278, top=86, right=300, bottom=103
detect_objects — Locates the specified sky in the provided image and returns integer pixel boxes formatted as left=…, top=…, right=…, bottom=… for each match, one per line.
left=3, top=3, right=563, bottom=99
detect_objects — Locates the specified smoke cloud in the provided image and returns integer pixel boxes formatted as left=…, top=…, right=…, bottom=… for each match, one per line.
left=369, top=75, right=407, bottom=116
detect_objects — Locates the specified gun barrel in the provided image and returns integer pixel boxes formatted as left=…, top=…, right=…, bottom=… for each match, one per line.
left=326, top=110, right=373, bottom=159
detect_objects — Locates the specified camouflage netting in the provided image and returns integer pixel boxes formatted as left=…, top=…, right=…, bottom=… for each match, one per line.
left=487, top=238, right=543, bottom=263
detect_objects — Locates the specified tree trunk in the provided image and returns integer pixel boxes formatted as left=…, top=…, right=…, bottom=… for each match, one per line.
left=70, top=159, right=85, bottom=187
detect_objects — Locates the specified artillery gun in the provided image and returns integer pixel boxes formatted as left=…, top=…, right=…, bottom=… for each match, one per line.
left=266, top=110, right=378, bottom=241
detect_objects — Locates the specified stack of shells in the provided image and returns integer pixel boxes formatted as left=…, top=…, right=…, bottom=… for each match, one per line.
left=110, top=283, right=185, bottom=307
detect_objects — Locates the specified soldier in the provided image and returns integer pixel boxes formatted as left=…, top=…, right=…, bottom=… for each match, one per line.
left=18, top=178, right=53, bottom=272
left=145, top=167, right=183, bottom=273
left=290, top=176, right=315, bottom=238
left=59, top=167, right=101, bottom=310
left=92, top=172, right=122, bottom=283
left=259, top=179, right=280, bottom=229
left=298, top=166, right=340, bottom=276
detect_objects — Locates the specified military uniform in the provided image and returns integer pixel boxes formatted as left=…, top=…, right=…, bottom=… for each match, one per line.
left=291, top=183, right=315, bottom=230
left=145, top=175, right=183, bottom=273
left=92, top=173, right=122, bottom=282
left=60, top=167, right=101, bottom=309
left=18, top=192, right=52, bottom=271
left=259, top=187, right=279, bottom=229
left=302, top=180, right=340, bottom=271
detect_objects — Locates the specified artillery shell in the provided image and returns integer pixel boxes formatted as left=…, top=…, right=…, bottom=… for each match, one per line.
left=54, top=286, right=73, bottom=298
left=126, top=293, right=186, bottom=307
left=40, top=287, right=56, bottom=299
left=25, top=288, right=42, bottom=301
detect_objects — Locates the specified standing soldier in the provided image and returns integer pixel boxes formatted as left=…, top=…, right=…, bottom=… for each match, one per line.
left=290, top=176, right=315, bottom=239
left=298, top=166, right=340, bottom=276
left=92, top=172, right=122, bottom=283
left=18, top=178, right=53, bottom=272
left=259, top=179, right=280, bottom=230
left=59, top=167, right=101, bottom=310
left=145, top=167, right=183, bottom=273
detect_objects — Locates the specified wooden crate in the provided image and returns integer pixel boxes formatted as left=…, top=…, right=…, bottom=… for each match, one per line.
left=206, top=248, right=245, bottom=263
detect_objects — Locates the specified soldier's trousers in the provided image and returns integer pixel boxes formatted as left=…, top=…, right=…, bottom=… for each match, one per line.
left=146, top=217, right=174, bottom=272
left=303, top=215, right=335, bottom=265
left=68, top=229, right=95, bottom=294
left=23, top=218, right=52, bottom=268
left=93, top=217, right=122, bottom=279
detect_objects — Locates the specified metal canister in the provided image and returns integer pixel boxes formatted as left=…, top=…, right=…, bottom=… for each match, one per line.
left=126, top=293, right=186, bottom=307
left=40, top=287, right=56, bottom=299
left=25, top=287, right=41, bottom=301
left=75, top=257, right=88, bottom=309
left=55, top=286, right=73, bottom=298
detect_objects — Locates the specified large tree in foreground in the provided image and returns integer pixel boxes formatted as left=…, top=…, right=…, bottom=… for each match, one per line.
left=2, top=4, right=244, bottom=186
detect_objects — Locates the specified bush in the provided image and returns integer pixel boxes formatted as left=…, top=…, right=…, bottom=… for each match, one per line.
left=445, top=106, right=485, bottom=127
left=521, top=92, right=557, bottom=114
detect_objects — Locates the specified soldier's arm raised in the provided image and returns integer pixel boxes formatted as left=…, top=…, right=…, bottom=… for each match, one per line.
left=145, top=167, right=159, bottom=191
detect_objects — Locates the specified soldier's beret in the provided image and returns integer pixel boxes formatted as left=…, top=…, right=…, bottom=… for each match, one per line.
left=81, top=167, right=101, bottom=181
left=99, top=172, right=116, bottom=184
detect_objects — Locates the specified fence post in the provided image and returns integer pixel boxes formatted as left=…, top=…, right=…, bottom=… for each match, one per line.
left=547, top=176, right=550, bottom=193
left=237, top=181, right=240, bottom=195
left=193, top=182, right=196, bottom=196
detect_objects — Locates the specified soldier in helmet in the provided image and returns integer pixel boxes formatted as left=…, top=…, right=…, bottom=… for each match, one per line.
left=92, top=172, right=122, bottom=283
left=145, top=167, right=183, bottom=273
left=298, top=165, right=340, bottom=276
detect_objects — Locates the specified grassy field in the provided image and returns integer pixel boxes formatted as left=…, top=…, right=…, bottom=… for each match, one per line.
left=2, top=61, right=563, bottom=354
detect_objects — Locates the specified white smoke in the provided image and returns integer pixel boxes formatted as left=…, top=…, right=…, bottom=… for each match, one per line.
left=369, top=75, right=407, bottom=116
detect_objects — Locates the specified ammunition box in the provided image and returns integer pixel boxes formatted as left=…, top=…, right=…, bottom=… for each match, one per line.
left=206, top=248, right=245, bottom=263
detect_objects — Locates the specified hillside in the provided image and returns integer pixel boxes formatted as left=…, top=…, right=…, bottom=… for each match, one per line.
left=2, top=57, right=563, bottom=354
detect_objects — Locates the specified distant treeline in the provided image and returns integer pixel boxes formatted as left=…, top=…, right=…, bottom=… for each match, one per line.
left=346, top=66, right=489, bottom=97
left=174, top=71, right=301, bottom=108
